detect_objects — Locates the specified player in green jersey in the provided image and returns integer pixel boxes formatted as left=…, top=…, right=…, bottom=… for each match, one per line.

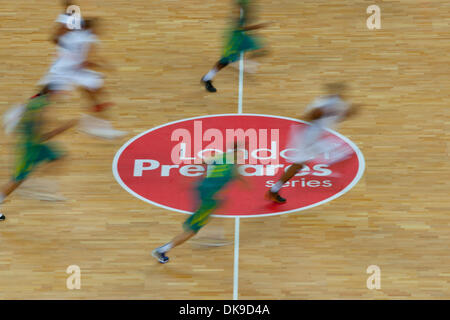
left=152, top=144, right=247, bottom=263
left=201, top=0, right=269, bottom=92
left=0, top=87, right=77, bottom=221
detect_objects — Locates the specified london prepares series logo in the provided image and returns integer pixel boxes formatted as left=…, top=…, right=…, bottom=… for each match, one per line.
left=113, top=114, right=365, bottom=217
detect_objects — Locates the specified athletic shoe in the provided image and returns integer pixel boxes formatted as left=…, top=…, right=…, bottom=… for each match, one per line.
left=79, top=114, right=127, bottom=139
left=80, top=127, right=128, bottom=139
left=0, top=213, right=5, bottom=221
left=201, top=78, right=217, bottom=93
left=265, top=190, right=286, bottom=204
left=151, top=249, right=169, bottom=264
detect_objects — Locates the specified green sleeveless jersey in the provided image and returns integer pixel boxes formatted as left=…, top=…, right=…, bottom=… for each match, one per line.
left=205, top=152, right=236, bottom=182
left=18, top=95, right=49, bottom=142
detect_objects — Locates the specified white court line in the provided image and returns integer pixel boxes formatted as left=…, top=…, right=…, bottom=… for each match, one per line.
left=237, top=52, right=244, bottom=114
left=233, top=52, right=244, bottom=300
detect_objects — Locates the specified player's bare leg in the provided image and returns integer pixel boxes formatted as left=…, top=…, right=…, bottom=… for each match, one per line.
left=152, top=230, right=197, bottom=264
left=0, top=180, right=25, bottom=221
left=16, top=119, right=77, bottom=202
left=152, top=197, right=219, bottom=263
left=167, top=231, right=197, bottom=249
left=83, top=87, right=114, bottom=113
left=42, top=119, right=78, bottom=141
left=0, top=180, right=24, bottom=201
left=246, top=47, right=270, bottom=59
left=266, top=163, right=304, bottom=203
left=0, top=117, right=76, bottom=220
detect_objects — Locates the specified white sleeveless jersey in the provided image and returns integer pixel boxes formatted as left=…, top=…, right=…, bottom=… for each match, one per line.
left=50, top=30, right=98, bottom=72
left=305, top=95, right=349, bottom=129
left=285, top=95, right=351, bottom=164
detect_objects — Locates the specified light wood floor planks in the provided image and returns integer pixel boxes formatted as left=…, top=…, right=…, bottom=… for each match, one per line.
left=0, top=0, right=448, bottom=299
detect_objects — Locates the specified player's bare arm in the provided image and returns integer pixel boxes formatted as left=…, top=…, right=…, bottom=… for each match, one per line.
left=303, top=108, right=323, bottom=122
left=242, top=22, right=271, bottom=31
left=41, top=119, right=78, bottom=142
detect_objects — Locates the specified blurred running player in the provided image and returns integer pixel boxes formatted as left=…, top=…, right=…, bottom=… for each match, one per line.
left=201, top=0, right=269, bottom=92
left=41, top=17, right=126, bottom=139
left=3, top=2, right=82, bottom=139
left=266, top=83, right=360, bottom=203
left=0, top=86, right=77, bottom=221
left=152, top=144, right=248, bottom=263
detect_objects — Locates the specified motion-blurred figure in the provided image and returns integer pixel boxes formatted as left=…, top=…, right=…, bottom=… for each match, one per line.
left=152, top=144, right=248, bottom=263
left=0, top=87, right=77, bottom=221
left=201, top=0, right=269, bottom=92
left=266, top=83, right=360, bottom=203
left=41, top=17, right=126, bottom=139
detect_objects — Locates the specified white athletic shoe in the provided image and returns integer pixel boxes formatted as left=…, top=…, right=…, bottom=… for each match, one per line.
left=79, top=114, right=127, bottom=140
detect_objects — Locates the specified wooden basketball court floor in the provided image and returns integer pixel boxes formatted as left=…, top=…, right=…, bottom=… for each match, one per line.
left=0, top=0, right=448, bottom=299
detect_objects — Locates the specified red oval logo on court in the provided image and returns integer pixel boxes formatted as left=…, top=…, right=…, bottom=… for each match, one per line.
left=113, top=114, right=365, bottom=217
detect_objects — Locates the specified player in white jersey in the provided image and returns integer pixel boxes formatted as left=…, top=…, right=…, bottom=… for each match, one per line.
left=4, top=1, right=82, bottom=136
left=42, top=25, right=101, bottom=93
left=40, top=18, right=126, bottom=139
left=266, top=83, right=359, bottom=203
